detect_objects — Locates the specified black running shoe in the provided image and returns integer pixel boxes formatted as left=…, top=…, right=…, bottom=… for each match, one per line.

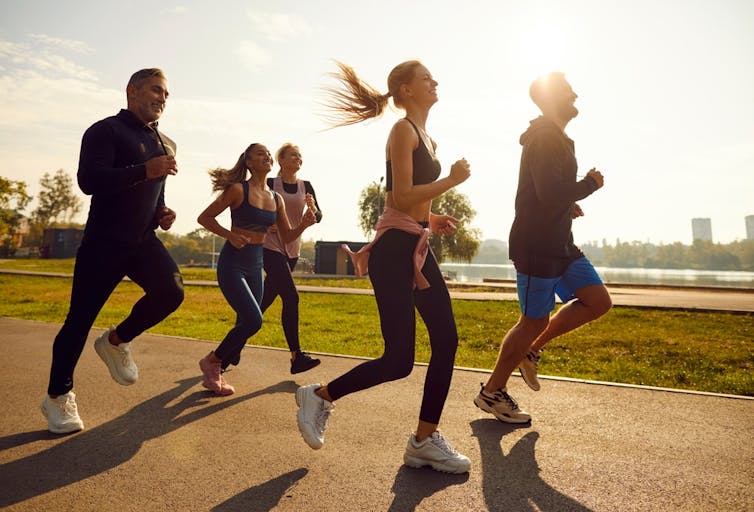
left=291, top=351, right=321, bottom=374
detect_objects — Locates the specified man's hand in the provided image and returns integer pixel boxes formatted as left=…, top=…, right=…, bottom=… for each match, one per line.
left=145, top=155, right=178, bottom=179
left=156, top=206, right=176, bottom=230
left=571, top=203, right=584, bottom=219
left=586, top=167, right=604, bottom=188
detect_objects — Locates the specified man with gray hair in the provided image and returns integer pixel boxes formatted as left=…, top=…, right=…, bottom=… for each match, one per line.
left=41, top=68, right=184, bottom=434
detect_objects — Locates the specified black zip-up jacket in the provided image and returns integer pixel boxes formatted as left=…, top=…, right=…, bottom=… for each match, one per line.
left=78, top=109, right=176, bottom=246
left=508, top=116, right=598, bottom=277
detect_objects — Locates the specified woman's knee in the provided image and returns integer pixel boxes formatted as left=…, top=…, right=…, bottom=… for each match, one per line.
left=280, top=288, right=299, bottom=306
left=380, top=355, right=414, bottom=381
left=237, top=314, right=263, bottom=337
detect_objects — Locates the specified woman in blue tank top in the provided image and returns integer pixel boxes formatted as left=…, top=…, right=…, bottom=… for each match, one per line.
left=197, top=143, right=317, bottom=395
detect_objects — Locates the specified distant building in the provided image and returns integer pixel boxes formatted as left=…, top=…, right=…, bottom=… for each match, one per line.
left=746, top=215, right=754, bottom=240
left=41, top=228, right=84, bottom=258
left=691, top=218, right=712, bottom=242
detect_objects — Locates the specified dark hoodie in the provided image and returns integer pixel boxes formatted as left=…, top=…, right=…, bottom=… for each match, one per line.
left=508, top=116, right=599, bottom=277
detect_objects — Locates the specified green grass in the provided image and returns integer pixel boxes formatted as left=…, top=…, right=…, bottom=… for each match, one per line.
left=1, top=261, right=752, bottom=396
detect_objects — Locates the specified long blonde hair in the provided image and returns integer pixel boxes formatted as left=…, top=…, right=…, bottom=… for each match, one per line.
left=322, top=60, right=423, bottom=127
left=208, top=143, right=258, bottom=192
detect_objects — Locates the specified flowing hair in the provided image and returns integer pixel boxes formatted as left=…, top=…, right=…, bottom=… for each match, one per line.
left=322, top=60, right=423, bottom=127
left=208, top=143, right=258, bottom=192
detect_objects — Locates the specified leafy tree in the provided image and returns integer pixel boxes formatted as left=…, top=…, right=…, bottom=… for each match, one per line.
left=356, top=181, right=481, bottom=263
left=357, top=180, right=386, bottom=237
left=32, top=169, right=82, bottom=229
left=429, top=189, right=481, bottom=263
left=0, top=176, right=32, bottom=255
left=159, top=228, right=218, bottom=265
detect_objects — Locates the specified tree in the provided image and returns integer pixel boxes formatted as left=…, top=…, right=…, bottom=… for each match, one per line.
left=356, top=182, right=481, bottom=263
left=0, top=176, right=32, bottom=255
left=158, top=228, right=218, bottom=266
left=32, top=169, right=83, bottom=229
left=357, top=179, right=386, bottom=237
left=429, top=189, right=481, bottom=263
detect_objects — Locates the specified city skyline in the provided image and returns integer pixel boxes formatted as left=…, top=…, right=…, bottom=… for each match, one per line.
left=2, top=0, right=753, bottom=245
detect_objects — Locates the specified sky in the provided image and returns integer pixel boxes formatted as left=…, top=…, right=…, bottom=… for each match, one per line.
left=1, top=0, right=753, bottom=246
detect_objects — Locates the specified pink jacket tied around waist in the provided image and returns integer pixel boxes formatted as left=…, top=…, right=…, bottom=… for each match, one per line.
left=341, top=207, right=431, bottom=290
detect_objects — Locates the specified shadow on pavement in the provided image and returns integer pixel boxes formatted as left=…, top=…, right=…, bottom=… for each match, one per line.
left=388, top=464, right=470, bottom=511
left=212, top=467, right=308, bottom=512
left=0, top=378, right=298, bottom=508
left=471, top=419, right=593, bottom=512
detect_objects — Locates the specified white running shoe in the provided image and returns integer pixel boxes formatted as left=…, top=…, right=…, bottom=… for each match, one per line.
left=295, top=384, right=333, bottom=450
left=473, top=383, right=531, bottom=424
left=403, top=431, right=471, bottom=474
left=94, top=327, right=138, bottom=386
left=41, top=391, right=84, bottom=434
left=519, top=350, right=542, bottom=391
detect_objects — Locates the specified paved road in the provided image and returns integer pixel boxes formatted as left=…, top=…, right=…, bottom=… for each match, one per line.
left=1, top=317, right=752, bottom=512
left=297, top=283, right=754, bottom=314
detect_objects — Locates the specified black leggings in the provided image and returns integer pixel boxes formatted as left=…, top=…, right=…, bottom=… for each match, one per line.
left=327, top=229, right=459, bottom=424
left=48, top=236, right=184, bottom=396
left=260, top=248, right=300, bottom=352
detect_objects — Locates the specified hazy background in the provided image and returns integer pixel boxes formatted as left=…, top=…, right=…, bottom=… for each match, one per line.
left=2, top=0, right=752, bottom=245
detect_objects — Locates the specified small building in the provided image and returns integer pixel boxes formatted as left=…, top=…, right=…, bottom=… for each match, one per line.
left=314, top=241, right=368, bottom=275
left=42, top=228, right=84, bottom=259
left=691, top=218, right=712, bottom=242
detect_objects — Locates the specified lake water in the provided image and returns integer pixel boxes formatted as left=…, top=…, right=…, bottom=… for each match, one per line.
left=439, top=263, right=754, bottom=289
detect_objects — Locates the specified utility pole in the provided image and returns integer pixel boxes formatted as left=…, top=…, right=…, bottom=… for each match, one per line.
left=377, top=176, right=384, bottom=215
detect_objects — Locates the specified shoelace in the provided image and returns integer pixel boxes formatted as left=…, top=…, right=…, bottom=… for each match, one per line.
left=315, top=406, right=333, bottom=433
left=115, top=344, right=133, bottom=367
left=493, top=389, right=520, bottom=410
left=528, top=351, right=541, bottom=368
left=429, top=432, right=458, bottom=456
left=208, top=362, right=222, bottom=379
left=60, top=395, right=79, bottom=416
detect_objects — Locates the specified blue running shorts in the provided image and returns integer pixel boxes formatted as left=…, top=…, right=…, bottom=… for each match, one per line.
left=516, top=257, right=603, bottom=319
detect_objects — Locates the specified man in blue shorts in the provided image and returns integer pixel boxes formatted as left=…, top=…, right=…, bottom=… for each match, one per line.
left=474, top=72, right=612, bottom=423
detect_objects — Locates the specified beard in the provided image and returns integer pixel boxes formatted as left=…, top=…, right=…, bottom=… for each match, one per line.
left=558, top=102, right=578, bottom=121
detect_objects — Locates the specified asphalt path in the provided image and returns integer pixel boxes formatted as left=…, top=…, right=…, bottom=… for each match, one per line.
left=295, top=283, right=754, bottom=314
left=1, top=317, right=752, bottom=512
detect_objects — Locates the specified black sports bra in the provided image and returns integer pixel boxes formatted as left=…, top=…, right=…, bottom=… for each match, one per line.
left=230, top=181, right=278, bottom=232
left=385, top=118, right=441, bottom=191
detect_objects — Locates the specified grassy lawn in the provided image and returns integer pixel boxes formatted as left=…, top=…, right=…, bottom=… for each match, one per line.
left=1, top=259, right=752, bottom=396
